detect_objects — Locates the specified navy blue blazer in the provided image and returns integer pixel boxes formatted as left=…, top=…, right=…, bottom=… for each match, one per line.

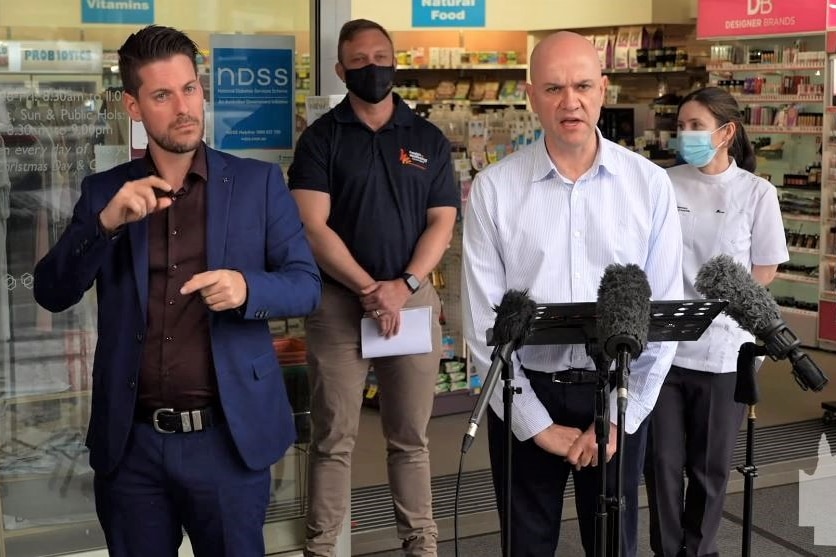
left=33, top=146, right=321, bottom=474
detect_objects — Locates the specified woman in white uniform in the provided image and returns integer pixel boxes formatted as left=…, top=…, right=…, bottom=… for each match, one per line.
left=645, top=86, right=789, bottom=557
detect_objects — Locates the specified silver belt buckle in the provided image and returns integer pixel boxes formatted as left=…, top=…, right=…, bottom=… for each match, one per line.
left=152, top=408, right=177, bottom=434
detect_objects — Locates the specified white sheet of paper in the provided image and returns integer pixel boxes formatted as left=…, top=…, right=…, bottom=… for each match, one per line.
left=360, top=306, right=433, bottom=359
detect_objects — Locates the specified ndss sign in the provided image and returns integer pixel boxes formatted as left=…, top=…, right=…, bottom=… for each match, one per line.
left=210, top=34, right=295, bottom=158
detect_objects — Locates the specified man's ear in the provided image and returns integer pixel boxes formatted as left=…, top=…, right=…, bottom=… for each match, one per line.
left=123, top=92, right=142, bottom=122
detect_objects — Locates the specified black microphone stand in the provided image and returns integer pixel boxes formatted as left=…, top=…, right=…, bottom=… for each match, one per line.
left=612, top=347, right=631, bottom=557
left=591, top=345, right=631, bottom=557
left=735, top=342, right=764, bottom=557
left=501, top=353, right=520, bottom=557
left=591, top=346, right=613, bottom=557
left=461, top=341, right=520, bottom=557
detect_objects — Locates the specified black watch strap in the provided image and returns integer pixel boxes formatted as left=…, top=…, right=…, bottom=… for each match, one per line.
left=402, top=273, right=420, bottom=294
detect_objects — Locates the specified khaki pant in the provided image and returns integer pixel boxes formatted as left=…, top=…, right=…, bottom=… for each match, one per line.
left=304, top=281, right=441, bottom=557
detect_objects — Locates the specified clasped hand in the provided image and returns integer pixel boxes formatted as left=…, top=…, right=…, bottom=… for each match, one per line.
left=533, top=422, right=617, bottom=470
left=359, top=279, right=411, bottom=338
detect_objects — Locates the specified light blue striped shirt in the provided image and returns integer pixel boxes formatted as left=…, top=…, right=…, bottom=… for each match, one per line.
left=462, top=133, right=684, bottom=440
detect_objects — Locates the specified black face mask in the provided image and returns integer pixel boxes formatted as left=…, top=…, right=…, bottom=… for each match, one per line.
left=344, top=63, right=395, bottom=104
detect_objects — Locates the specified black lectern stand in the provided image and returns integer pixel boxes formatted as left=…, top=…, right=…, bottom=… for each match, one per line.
left=520, top=298, right=728, bottom=557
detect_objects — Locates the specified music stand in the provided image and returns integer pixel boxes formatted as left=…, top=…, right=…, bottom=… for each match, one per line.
left=520, top=298, right=727, bottom=557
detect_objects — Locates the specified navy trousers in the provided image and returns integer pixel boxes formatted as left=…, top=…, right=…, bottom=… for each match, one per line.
left=93, top=421, right=271, bottom=557
left=487, top=379, right=647, bottom=557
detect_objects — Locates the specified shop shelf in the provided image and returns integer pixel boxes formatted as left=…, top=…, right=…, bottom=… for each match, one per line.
left=396, top=64, right=527, bottom=70
left=778, top=306, right=819, bottom=318
left=408, top=99, right=526, bottom=107
left=782, top=214, right=821, bottom=222
left=788, top=246, right=820, bottom=255
left=603, top=65, right=695, bottom=74
left=732, top=94, right=823, bottom=104
left=774, top=272, right=819, bottom=284
left=707, top=63, right=825, bottom=72
left=748, top=126, right=823, bottom=135
left=1, top=390, right=91, bottom=405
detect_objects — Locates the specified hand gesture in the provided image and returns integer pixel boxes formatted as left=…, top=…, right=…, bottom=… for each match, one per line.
left=532, top=424, right=584, bottom=457
left=99, top=176, right=174, bottom=233
left=180, top=270, right=248, bottom=312
left=359, top=280, right=410, bottom=338
left=565, top=422, right=617, bottom=470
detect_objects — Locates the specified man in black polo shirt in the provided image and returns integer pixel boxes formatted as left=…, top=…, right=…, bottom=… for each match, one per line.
left=288, top=18, right=458, bottom=557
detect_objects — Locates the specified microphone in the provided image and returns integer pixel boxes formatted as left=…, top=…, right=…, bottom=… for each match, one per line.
left=596, top=263, right=652, bottom=414
left=596, top=263, right=652, bottom=361
left=695, top=254, right=828, bottom=392
left=461, top=289, right=537, bottom=454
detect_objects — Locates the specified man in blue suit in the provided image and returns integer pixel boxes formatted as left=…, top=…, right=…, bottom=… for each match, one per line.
left=32, top=25, right=321, bottom=557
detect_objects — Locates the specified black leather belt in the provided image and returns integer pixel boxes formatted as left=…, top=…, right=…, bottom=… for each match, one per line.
left=136, top=406, right=223, bottom=434
left=523, top=366, right=600, bottom=384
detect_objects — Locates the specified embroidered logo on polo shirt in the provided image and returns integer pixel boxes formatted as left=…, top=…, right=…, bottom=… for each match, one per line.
left=400, top=148, right=427, bottom=170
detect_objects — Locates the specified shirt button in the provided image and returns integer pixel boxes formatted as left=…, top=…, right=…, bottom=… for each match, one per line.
left=165, top=336, right=173, bottom=342
left=135, top=332, right=144, bottom=342
left=574, top=272, right=580, bottom=279
left=170, top=264, right=178, bottom=272
left=168, top=299, right=175, bottom=306
left=573, top=230, right=581, bottom=238
left=171, top=229, right=178, bottom=236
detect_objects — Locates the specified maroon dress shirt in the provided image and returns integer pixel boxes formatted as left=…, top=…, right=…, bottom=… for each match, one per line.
left=137, top=144, right=218, bottom=411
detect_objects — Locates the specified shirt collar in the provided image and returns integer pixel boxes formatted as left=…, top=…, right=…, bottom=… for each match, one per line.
left=532, top=128, right=620, bottom=183
left=143, top=141, right=208, bottom=183
left=333, top=92, right=414, bottom=128
left=595, top=128, right=620, bottom=177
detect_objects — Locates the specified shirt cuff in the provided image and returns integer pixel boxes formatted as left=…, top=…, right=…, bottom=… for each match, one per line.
left=96, top=215, right=122, bottom=240
left=489, top=390, right=553, bottom=442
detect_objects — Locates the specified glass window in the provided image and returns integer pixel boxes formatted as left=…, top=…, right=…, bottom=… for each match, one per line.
left=0, top=2, right=313, bottom=555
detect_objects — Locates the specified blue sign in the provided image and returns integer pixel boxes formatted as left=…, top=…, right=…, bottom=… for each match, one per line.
left=211, top=36, right=294, bottom=152
left=82, top=0, right=154, bottom=24
left=412, top=0, right=485, bottom=27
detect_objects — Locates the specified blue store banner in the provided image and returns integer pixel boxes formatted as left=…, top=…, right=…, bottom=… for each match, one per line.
left=412, top=0, right=485, bottom=27
left=82, top=0, right=154, bottom=24
left=211, top=35, right=295, bottom=160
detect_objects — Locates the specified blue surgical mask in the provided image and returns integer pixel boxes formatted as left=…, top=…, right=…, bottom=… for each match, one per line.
left=677, top=125, right=728, bottom=168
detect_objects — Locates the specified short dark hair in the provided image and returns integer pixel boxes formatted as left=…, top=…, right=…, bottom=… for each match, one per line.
left=337, top=19, right=393, bottom=64
left=678, top=86, right=757, bottom=173
left=118, top=25, right=199, bottom=97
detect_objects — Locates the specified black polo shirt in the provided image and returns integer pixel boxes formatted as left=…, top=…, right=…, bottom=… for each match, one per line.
left=288, top=93, right=459, bottom=283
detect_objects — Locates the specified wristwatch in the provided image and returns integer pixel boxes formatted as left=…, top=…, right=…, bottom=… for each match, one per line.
left=402, top=273, right=420, bottom=294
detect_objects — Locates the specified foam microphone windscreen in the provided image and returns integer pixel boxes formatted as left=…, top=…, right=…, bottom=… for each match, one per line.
left=596, top=263, right=652, bottom=358
left=491, top=290, right=537, bottom=346
left=694, top=254, right=781, bottom=334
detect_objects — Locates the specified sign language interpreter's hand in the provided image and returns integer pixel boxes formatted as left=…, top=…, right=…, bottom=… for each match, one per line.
left=180, top=270, right=248, bottom=312
left=98, top=176, right=174, bottom=233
